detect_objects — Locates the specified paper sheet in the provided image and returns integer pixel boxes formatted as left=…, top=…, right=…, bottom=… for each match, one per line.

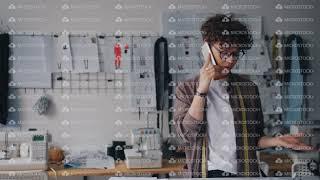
left=10, top=35, right=52, bottom=88
left=70, top=36, right=100, bottom=73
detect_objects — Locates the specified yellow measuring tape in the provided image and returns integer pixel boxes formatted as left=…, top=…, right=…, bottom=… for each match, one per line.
left=235, top=85, right=250, bottom=176
left=201, top=137, right=207, bottom=178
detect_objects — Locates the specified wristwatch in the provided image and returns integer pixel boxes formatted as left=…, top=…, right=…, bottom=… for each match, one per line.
left=195, top=91, right=207, bottom=98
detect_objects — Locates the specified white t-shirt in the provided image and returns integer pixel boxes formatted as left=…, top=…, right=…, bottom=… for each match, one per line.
left=206, top=79, right=237, bottom=173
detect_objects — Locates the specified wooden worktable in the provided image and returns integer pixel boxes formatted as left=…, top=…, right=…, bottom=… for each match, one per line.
left=259, top=151, right=293, bottom=177
left=47, top=159, right=185, bottom=177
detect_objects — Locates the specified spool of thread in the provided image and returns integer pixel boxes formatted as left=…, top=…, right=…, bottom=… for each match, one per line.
left=8, top=144, right=19, bottom=158
left=20, top=143, right=29, bottom=158
left=0, top=150, right=6, bottom=159
left=48, top=146, right=64, bottom=163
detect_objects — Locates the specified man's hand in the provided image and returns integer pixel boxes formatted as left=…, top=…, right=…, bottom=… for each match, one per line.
left=275, top=133, right=314, bottom=151
left=198, top=55, right=226, bottom=93
left=258, top=133, right=316, bottom=151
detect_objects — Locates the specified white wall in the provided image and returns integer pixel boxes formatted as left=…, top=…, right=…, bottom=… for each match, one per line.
left=0, top=0, right=319, bottom=179
left=0, top=0, right=319, bottom=153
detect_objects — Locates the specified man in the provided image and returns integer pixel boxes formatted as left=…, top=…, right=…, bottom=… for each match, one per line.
left=174, top=14, right=313, bottom=178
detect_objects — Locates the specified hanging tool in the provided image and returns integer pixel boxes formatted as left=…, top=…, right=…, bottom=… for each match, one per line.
left=154, top=37, right=171, bottom=132
left=0, top=34, right=9, bottom=125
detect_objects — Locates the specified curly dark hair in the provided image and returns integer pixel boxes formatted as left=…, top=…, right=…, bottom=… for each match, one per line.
left=201, top=14, right=253, bottom=52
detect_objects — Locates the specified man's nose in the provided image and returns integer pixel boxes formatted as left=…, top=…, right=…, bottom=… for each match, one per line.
left=225, top=57, right=235, bottom=64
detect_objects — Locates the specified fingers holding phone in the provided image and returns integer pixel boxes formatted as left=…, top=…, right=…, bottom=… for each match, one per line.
left=198, top=54, right=230, bottom=93
left=198, top=54, right=216, bottom=93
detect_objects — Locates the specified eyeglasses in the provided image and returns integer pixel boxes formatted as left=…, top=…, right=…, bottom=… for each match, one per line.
left=211, top=44, right=245, bottom=61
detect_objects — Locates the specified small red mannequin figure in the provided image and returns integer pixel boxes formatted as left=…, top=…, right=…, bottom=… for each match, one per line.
left=114, top=43, right=122, bottom=69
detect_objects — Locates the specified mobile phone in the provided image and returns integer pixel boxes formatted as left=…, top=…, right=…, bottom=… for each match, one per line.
left=201, top=42, right=216, bottom=65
